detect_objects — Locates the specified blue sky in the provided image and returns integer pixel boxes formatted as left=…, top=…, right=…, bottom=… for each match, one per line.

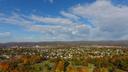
left=0, top=0, right=128, bottom=42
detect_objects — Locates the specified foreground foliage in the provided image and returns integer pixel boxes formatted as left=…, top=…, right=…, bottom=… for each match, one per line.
left=0, top=47, right=128, bottom=72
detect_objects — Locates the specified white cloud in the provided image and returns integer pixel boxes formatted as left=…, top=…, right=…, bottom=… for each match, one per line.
left=1, top=0, right=128, bottom=41
left=69, top=0, right=128, bottom=40
left=0, top=12, right=90, bottom=41
left=0, top=13, right=4, bottom=16
left=29, top=25, right=63, bottom=32
left=0, top=32, right=11, bottom=37
left=49, top=0, right=54, bottom=4
left=60, top=11, right=80, bottom=20
left=31, top=15, right=73, bottom=25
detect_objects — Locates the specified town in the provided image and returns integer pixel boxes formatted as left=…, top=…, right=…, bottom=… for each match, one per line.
left=0, top=42, right=128, bottom=72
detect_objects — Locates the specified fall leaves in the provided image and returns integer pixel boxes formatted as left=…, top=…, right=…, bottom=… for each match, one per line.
left=0, top=47, right=128, bottom=72
left=0, top=62, right=9, bottom=71
left=54, top=59, right=90, bottom=72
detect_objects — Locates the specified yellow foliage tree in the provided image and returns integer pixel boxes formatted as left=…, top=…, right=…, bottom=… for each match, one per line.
left=54, top=60, right=64, bottom=72
left=66, top=65, right=76, bottom=72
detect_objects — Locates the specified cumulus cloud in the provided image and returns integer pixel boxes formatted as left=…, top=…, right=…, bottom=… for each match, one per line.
left=0, top=0, right=128, bottom=41
left=69, top=0, right=128, bottom=40
left=0, top=12, right=89, bottom=41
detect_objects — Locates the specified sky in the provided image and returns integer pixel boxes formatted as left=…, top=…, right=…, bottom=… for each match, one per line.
left=0, top=0, right=128, bottom=42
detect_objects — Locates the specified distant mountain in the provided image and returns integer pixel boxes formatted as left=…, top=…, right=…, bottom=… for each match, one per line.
left=0, top=40, right=128, bottom=48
